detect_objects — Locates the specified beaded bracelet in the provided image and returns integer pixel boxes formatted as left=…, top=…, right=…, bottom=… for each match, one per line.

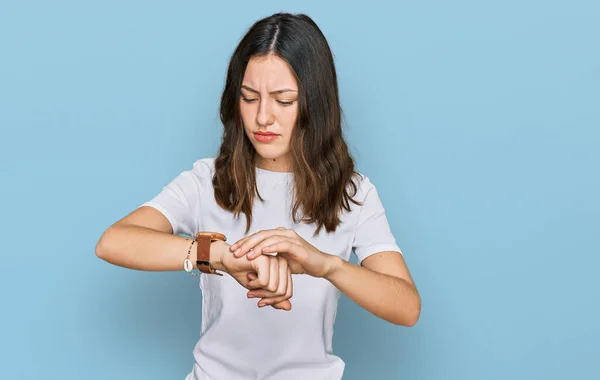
left=183, top=239, right=200, bottom=276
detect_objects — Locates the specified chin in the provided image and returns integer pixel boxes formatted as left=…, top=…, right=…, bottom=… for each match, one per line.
left=255, top=150, right=285, bottom=160
left=253, top=146, right=287, bottom=160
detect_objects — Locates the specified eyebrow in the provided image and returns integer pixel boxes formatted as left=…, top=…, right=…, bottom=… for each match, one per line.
left=241, top=85, right=298, bottom=95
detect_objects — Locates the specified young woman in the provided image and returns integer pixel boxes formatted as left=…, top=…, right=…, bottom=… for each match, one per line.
left=96, top=12, right=421, bottom=380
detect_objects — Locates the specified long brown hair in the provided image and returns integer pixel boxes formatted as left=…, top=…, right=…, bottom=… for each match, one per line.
left=213, top=12, right=362, bottom=236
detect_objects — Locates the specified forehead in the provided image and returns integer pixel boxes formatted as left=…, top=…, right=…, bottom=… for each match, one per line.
left=242, top=54, right=298, bottom=90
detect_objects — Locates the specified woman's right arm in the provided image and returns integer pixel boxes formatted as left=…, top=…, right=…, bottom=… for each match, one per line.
left=95, top=205, right=293, bottom=310
left=95, top=205, right=225, bottom=272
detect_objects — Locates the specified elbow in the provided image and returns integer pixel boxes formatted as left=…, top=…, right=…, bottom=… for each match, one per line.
left=394, top=293, right=422, bottom=327
left=404, top=292, right=422, bottom=327
left=397, top=307, right=421, bottom=327
left=95, top=240, right=107, bottom=261
left=403, top=306, right=421, bottom=327
left=95, top=227, right=114, bottom=261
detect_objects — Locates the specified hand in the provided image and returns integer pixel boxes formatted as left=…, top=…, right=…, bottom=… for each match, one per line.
left=229, top=227, right=341, bottom=279
left=213, top=240, right=293, bottom=310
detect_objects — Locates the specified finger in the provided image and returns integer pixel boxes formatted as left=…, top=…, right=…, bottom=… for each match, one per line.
left=248, top=288, right=284, bottom=298
left=269, top=299, right=291, bottom=311
left=248, top=257, right=270, bottom=290
left=247, top=289, right=277, bottom=298
left=247, top=235, right=295, bottom=260
left=230, top=235, right=252, bottom=251
left=246, top=234, right=291, bottom=259
left=259, top=269, right=293, bottom=310
left=230, top=231, right=268, bottom=256
left=237, top=234, right=292, bottom=260
left=248, top=258, right=288, bottom=298
left=276, top=256, right=288, bottom=297
left=232, top=227, right=292, bottom=250
left=232, top=228, right=290, bottom=258
left=230, top=236, right=250, bottom=257
left=262, top=241, right=302, bottom=260
left=258, top=283, right=292, bottom=309
left=267, top=256, right=279, bottom=293
left=287, top=265, right=293, bottom=299
left=260, top=297, right=292, bottom=309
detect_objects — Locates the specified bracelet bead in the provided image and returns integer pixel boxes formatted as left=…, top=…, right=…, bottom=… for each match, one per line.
left=184, top=239, right=200, bottom=276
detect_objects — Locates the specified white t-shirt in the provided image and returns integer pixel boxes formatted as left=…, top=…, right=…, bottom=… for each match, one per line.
left=140, top=157, right=402, bottom=380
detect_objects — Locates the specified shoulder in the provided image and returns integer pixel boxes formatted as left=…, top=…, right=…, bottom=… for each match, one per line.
left=188, top=157, right=217, bottom=178
left=350, top=171, right=377, bottom=201
left=168, top=157, right=216, bottom=192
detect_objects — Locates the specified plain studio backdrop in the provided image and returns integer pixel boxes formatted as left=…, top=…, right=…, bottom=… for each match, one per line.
left=1, top=1, right=598, bottom=379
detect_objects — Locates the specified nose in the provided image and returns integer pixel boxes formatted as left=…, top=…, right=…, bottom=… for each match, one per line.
left=256, top=99, right=275, bottom=127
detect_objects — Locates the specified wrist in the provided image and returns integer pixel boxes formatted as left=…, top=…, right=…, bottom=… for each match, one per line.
left=209, top=240, right=229, bottom=272
left=323, top=254, right=344, bottom=281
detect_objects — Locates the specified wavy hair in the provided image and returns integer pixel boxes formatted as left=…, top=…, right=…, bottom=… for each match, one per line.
left=213, top=12, right=362, bottom=235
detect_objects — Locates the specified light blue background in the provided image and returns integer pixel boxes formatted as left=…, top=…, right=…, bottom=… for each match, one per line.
left=1, top=1, right=598, bottom=379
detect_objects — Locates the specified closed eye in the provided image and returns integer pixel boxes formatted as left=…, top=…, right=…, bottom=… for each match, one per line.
left=242, top=96, right=294, bottom=106
left=241, top=96, right=257, bottom=104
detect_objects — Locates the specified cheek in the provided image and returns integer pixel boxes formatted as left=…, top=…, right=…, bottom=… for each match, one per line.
left=239, top=104, right=253, bottom=126
left=280, top=106, right=298, bottom=128
left=240, top=106, right=257, bottom=139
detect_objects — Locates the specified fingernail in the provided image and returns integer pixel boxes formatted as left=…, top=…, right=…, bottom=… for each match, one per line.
left=247, top=293, right=255, bottom=298
left=230, top=243, right=238, bottom=250
left=233, top=248, right=241, bottom=256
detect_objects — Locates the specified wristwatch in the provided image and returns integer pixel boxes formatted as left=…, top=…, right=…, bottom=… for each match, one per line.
left=195, top=232, right=227, bottom=276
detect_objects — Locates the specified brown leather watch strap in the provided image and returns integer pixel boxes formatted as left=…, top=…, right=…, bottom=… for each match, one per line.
left=195, top=232, right=227, bottom=275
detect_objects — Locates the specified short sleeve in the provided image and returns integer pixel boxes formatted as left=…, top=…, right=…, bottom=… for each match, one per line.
left=352, top=176, right=402, bottom=264
left=138, top=159, right=211, bottom=237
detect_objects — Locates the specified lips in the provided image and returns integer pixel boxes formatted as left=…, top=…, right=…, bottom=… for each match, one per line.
left=254, top=132, right=278, bottom=136
left=253, top=132, right=280, bottom=143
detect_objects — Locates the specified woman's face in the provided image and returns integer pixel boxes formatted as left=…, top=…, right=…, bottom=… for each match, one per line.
left=240, top=54, right=299, bottom=172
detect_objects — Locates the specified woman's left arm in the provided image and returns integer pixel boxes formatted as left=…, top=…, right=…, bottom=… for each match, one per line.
left=229, top=228, right=421, bottom=326
left=325, top=250, right=421, bottom=326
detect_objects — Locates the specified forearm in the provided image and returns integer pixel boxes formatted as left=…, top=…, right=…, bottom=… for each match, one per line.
left=95, top=224, right=226, bottom=272
left=325, top=256, right=421, bottom=326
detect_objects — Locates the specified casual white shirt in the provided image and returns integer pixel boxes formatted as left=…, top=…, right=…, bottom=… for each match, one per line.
left=140, top=157, right=402, bottom=380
